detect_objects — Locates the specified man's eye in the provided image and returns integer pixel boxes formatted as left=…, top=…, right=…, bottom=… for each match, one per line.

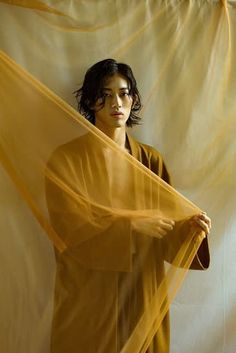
left=103, top=93, right=111, bottom=97
left=121, top=92, right=129, bottom=97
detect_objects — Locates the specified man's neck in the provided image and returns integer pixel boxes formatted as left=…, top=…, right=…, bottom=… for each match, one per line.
left=96, top=123, right=127, bottom=149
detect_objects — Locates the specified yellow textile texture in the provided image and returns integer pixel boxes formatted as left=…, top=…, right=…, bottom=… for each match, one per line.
left=0, top=1, right=236, bottom=353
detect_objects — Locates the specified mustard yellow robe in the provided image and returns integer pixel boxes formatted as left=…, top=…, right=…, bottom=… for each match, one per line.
left=45, top=133, right=210, bottom=353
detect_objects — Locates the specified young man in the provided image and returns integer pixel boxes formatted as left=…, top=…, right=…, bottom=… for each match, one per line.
left=46, top=59, right=211, bottom=353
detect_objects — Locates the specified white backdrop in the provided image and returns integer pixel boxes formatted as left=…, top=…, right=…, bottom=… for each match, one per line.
left=0, top=1, right=236, bottom=352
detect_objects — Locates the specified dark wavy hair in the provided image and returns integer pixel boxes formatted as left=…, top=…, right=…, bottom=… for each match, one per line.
left=74, top=59, right=142, bottom=127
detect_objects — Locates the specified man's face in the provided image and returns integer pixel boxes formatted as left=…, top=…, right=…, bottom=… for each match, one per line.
left=94, top=74, right=133, bottom=129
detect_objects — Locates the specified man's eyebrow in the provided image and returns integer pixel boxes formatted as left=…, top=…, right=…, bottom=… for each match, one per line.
left=103, top=87, right=129, bottom=91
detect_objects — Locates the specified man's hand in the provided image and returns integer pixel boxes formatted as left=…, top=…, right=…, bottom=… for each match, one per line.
left=131, top=216, right=175, bottom=238
left=190, top=212, right=211, bottom=237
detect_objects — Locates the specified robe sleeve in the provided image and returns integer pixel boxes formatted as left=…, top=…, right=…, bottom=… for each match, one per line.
left=147, top=147, right=210, bottom=270
left=45, top=148, right=133, bottom=272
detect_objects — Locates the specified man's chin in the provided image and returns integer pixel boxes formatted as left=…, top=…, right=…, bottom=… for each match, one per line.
left=109, top=120, right=125, bottom=128
left=114, top=123, right=126, bottom=128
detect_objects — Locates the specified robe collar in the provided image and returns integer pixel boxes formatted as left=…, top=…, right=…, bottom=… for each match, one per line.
left=126, top=133, right=139, bottom=159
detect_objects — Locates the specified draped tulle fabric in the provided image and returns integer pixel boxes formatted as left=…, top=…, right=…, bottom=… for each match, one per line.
left=0, top=51, right=207, bottom=353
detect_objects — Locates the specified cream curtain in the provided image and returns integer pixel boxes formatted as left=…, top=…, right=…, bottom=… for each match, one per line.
left=0, top=1, right=235, bottom=352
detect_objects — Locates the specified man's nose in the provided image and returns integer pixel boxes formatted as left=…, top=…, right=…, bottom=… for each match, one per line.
left=111, top=94, right=122, bottom=108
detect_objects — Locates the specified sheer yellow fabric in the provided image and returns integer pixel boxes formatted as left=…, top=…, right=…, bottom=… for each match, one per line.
left=0, top=50, right=208, bottom=353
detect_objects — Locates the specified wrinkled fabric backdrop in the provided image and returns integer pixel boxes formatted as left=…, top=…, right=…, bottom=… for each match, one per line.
left=0, top=1, right=235, bottom=352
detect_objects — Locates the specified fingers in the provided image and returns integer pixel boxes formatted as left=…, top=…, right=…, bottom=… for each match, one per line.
left=191, top=212, right=211, bottom=235
left=132, top=216, right=175, bottom=239
left=199, top=212, right=211, bottom=228
left=153, top=218, right=175, bottom=238
left=194, top=218, right=210, bottom=234
left=159, top=219, right=175, bottom=231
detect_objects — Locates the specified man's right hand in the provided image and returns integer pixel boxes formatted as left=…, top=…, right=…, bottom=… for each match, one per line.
left=131, top=216, right=175, bottom=238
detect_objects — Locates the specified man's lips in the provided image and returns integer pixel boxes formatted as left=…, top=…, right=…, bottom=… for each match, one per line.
left=111, top=112, right=124, bottom=116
